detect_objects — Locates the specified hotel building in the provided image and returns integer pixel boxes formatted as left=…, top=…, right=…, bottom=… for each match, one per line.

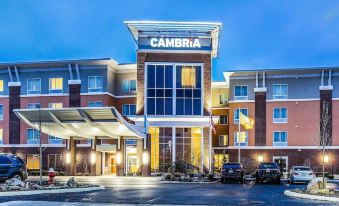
left=0, top=21, right=338, bottom=175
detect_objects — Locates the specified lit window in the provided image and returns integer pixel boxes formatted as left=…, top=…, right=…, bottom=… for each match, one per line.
left=273, top=84, right=288, bottom=99
left=234, top=85, right=248, bottom=100
left=27, top=128, right=40, bottom=144
left=88, top=101, right=103, bottom=107
left=49, top=103, right=63, bottom=108
left=219, top=115, right=228, bottom=125
left=49, top=78, right=63, bottom=93
left=220, top=94, right=228, bottom=105
left=27, top=79, right=41, bottom=94
left=0, top=80, right=3, bottom=93
left=122, top=80, right=136, bottom=92
left=0, top=129, right=3, bottom=144
left=219, top=135, right=228, bottom=146
left=0, top=105, right=3, bottom=120
left=234, top=108, right=248, bottom=124
left=273, top=131, right=288, bottom=146
left=122, top=104, right=136, bottom=116
left=181, top=66, right=196, bottom=88
left=234, top=131, right=248, bottom=146
left=48, top=135, right=62, bottom=144
left=88, top=76, right=103, bottom=93
left=26, top=154, right=40, bottom=170
left=48, top=154, right=62, bottom=170
left=27, top=103, right=40, bottom=109
left=273, top=108, right=287, bottom=123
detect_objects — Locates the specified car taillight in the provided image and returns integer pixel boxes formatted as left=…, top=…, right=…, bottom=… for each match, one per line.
left=293, top=172, right=299, bottom=175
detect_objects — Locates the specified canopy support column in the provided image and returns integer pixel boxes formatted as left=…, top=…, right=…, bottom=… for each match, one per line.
left=116, top=137, right=125, bottom=176
left=67, top=137, right=77, bottom=176
left=90, top=137, right=101, bottom=175
left=141, top=134, right=151, bottom=176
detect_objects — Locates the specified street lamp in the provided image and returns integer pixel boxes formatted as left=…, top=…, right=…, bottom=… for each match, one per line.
left=142, top=151, right=149, bottom=165
left=257, top=154, right=264, bottom=162
left=65, top=152, right=71, bottom=164
left=90, top=151, right=96, bottom=165
left=116, top=152, right=122, bottom=165
left=323, top=153, right=329, bottom=163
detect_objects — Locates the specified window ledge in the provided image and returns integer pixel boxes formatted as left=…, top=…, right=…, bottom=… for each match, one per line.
left=254, top=87, right=267, bottom=93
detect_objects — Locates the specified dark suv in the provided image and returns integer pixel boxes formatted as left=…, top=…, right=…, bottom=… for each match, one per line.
left=221, top=163, right=244, bottom=183
left=255, top=162, right=281, bottom=184
left=0, top=154, right=28, bottom=181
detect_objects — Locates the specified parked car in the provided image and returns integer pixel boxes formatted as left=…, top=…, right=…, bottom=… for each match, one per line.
left=0, top=154, right=28, bottom=181
left=288, top=166, right=315, bottom=184
left=221, top=163, right=244, bottom=183
left=255, top=162, right=281, bottom=184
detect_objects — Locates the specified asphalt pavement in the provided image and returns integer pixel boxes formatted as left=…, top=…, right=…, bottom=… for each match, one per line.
left=0, top=176, right=337, bottom=205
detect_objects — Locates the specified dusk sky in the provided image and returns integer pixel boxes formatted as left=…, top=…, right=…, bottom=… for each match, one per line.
left=1, top=0, right=339, bottom=80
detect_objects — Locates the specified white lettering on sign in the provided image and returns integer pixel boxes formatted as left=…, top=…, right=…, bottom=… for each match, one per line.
left=150, top=38, right=201, bottom=48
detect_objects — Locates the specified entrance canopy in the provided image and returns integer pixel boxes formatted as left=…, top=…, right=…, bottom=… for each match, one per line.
left=14, top=107, right=146, bottom=139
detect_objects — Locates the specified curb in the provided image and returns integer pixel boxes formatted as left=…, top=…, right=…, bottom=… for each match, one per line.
left=160, top=180, right=219, bottom=184
left=0, top=186, right=105, bottom=197
left=284, top=190, right=339, bottom=202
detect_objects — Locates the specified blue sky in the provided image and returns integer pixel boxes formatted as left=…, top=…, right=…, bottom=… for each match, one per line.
left=0, top=0, right=339, bottom=80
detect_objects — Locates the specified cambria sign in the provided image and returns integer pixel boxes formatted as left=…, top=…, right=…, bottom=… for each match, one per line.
left=138, top=36, right=212, bottom=52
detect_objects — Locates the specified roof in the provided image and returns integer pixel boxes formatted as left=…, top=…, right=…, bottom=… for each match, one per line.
left=0, top=58, right=119, bottom=69
left=14, top=107, right=146, bottom=139
left=125, top=20, right=222, bottom=57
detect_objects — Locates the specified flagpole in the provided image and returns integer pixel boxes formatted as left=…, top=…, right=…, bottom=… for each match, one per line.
left=238, top=108, right=241, bottom=163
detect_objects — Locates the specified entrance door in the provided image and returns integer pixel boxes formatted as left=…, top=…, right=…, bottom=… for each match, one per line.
left=273, top=156, right=288, bottom=173
left=127, top=155, right=138, bottom=174
left=110, top=156, right=116, bottom=174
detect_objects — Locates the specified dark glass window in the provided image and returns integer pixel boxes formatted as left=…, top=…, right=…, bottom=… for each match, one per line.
left=146, top=65, right=173, bottom=115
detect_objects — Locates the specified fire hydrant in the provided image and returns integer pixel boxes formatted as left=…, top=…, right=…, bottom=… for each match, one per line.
left=48, top=168, right=56, bottom=184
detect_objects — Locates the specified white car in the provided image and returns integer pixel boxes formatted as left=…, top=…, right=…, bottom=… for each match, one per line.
left=289, top=166, right=315, bottom=184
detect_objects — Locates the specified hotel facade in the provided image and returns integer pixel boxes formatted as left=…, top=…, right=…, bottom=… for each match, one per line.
left=0, top=21, right=338, bottom=175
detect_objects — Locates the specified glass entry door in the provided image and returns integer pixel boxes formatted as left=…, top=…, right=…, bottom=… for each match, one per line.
left=273, top=156, right=288, bottom=173
left=110, top=156, right=116, bottom=174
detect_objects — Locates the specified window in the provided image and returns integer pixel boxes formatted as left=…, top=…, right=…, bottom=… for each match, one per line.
left=234, top=131, right=248, bottom=146
left=219, top=135, right=228, bottom=146
left=0, top=129, right=3, bottom=144
left=0, top=105, right=3, bottom=120
left=122, top=80, right=136, bottom=92
left=26, top=154, right=40, bottom=170
left=27, top=103, right=40, bottom=109
left=234, top=108, right=248, bottom=124
left=122, top=104, right=136, bottom=116
left=88, top=76, right=103, bottom=93
left=27, top=78, right=41, bottom=94
left=0, top=80, right=4, bottom=94
left=219, top=115, right=228, bottom=125
left=48, top=135, right=62, bottom=144
left=234, top=85, right=248, bottom=100
left=49, top=78, right=63, bottom=93
left=147, top=64, right=174, bottom=115
left=273, top=108, right=287, bottom=123
left=273, top=131, right=288, bottom=146
left=273, top=84, right=288, bottom=99
left=220, top=94, right=228, bottom=105
left=48, top=154, right=63, bottom=170
left=176, top=65, right=202, bottom=115
left=27, top=128, right=40, bottom=144
left=88, top=101, right=103, bottom=107
left=49, top=103, right=63, bottom=108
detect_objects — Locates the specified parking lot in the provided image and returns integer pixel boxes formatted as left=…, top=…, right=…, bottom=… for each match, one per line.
left=0, top=176, right=337, bottom=205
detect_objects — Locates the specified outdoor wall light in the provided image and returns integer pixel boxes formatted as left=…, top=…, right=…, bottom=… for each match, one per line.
left=257, top=154, right=264, bottom=162
left=65, top=152, right=71, bottom=164
left=116, top=152, right=122, bottom=164
left=324, top=154, right=329, bottom=163
left=90, top=151, right=96, bottom=165
left=142, top=151, right=149, bottom=165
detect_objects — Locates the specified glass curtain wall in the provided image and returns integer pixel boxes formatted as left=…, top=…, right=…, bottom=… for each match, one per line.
left=150, top=127, right=172, bottom=172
